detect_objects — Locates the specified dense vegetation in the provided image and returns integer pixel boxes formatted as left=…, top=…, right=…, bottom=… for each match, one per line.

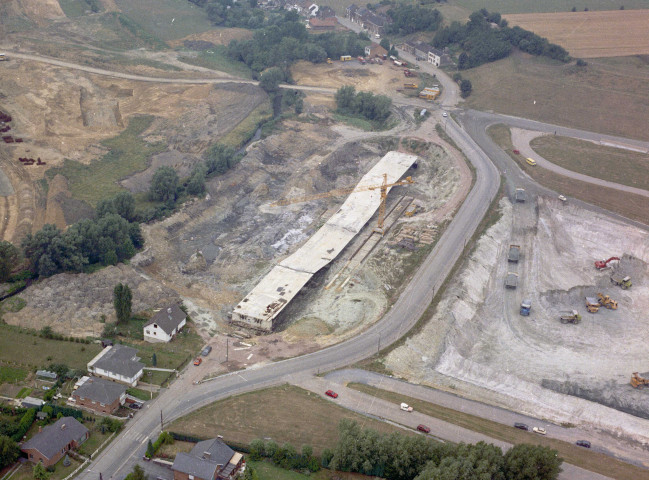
left=330, top=420, right=563, bottom=480
left=434, top=9, right=569, bottom=69
left=385, top=5, right=442, bottom=35
left=335, top=86, right=393, bottom=125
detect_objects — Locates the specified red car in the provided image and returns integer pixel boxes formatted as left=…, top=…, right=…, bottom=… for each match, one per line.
left=325, top=390, right=338, bottom=398
left=417, top=424, right=431, bottom=434
left=193, top=357, right=202, bottom=366
left=513, top=149, right=520, bottom=154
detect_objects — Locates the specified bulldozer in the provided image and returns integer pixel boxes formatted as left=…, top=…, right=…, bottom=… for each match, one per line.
left=631, top=372, right=649, bottom=389
left=585, top=297, right=600, bottom=313
left=611, top=275, right=632, bottom=289
left=597, top=293, right=618, bottom=310
left=560, top=310, right=581, bottom=324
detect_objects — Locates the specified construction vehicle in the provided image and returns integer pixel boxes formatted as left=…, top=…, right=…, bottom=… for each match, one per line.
left=560, top=310, right=581, bottom=324
left=585, top=297, right=600, bottom=313
left=597, top=293, right=618, bottom=309
left=515, top=188, right=526, bottom=203
left=418, top=88, right=440, bottom=100
left=505, top=272, right=518, bottom=289
left=403, top=68, right=416, bottom=77
left=357, top=56, right=366, bottom=64
left=611, top=275, right=632, bottom=289
left=508, top=245, right=520, bottom=263
left=595, top=257, right=619, bottom=269
left=520, top=299, right=532, bottom=316
left=326, top=58, right=333, bottom=64
left=340, top=55, right=352, bottom=61
left=631, top=372, right=649, bottom=389
left=273, top=174, right=414, bottom=235
left=0, top=53, right=7, bottom=62
left=403, top=83, right=418, bottom=89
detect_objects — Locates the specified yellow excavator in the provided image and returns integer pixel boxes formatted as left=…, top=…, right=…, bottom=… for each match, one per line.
left=631, top=372, right=649, bottom=389
left=597, top=293, right=618, bottom=310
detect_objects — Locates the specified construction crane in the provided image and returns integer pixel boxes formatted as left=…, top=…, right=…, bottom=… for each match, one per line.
left=272, top=174, right=414, bottom=234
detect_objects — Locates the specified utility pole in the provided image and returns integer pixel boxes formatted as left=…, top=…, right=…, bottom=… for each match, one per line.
left=377, top=333, right=381, bottom=353
left=226, top=338, right=229, bottom=362
left=160, top=410, right=163, bottom=430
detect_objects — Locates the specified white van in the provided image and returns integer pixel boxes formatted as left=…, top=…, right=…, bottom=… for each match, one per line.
left=400, top=403, right=413, bottom=412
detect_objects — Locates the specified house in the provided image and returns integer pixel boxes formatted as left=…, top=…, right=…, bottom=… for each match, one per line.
left=346, top=4, right=391, bottom=36
left=427, top=47, right=444, bottom=67
left=402, top=41, right=434, bottom=61
left=87, top=344, right=144, bottom=387
left=308, top=17, right=337, bottom=30
left=365, top=42, right=387, bottom=58
left=144, top=304, right=187, bottom=343
left=21, top=417, right=89, bottom=467
left=172, top=438, right=244, bottom=480
left=71, top=377, right=127, bottom=414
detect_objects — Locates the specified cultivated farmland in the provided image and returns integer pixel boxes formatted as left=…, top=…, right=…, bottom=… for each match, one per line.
left=504, top=10, right=649, bottom=58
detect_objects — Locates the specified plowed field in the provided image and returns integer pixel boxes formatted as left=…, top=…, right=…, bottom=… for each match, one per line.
left=504, top=10, right=649, bottom=58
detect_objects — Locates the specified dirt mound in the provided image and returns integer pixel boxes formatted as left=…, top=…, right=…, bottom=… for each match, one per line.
left=0, top=0, right=64, bottom=24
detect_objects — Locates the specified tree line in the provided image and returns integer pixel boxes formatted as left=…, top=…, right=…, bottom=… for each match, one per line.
left=434, top=9, right=570, bottom=70
left=335, top=85, right=393, bottom=125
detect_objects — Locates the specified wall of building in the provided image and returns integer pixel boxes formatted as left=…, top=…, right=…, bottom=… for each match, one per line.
left=72, top=395, right=121, bottom=414
left=90, top=368, right=141, bottom=387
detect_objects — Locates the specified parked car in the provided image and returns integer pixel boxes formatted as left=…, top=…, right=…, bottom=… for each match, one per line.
left=201, top=345, right=212, bottom=356
left=400, top=403, right=413, bottom=412
left=514, top=422, right=529, bottom=431
left=576, top=440, right=591, bottom=448
left=532, top=427, right=546, bottom=435
left=513, top=149, right=520, bottom=154
left=417, top=424, right=431, bottom=433
left=193, top=357, right=202, bottom=366
left=558, top=194, right=567, bottom=202
left=129, top=402, right=142, bottom=410
left=442, top=112, right=448, bottom=117
left=325, top=390, right=338, bottom=398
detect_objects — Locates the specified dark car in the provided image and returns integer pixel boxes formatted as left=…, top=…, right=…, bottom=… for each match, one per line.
left=129, top=402, right=142, bottom=410
left=417, top=424, right=431, bottom=434
left=325, top=390, right=338, bottom=398
left=201, top=345, right=212, bottom=356
left=514, top=423, right=529, bottom=431
left=576, top=440, right=591, bottom=448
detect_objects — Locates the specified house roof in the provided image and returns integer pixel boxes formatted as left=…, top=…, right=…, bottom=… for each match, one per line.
left=36, top=370, right=57, bottom=380
left=21, top=417, right=88, bottom=460
left=145, top=304, right=186, bottom=336
left=91, top=344, right=143, bottom=378
left=173, top=438, right=236, bottom=478
left=73, top=377, right=126, bottom=405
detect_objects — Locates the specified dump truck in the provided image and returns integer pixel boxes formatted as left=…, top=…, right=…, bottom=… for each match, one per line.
left=611, top=275, right=632, bottom=289
left=585, top=297, right=600, bottom=313
left=520, top=299, right=532, bottom=316
left=505, top=272, right=518, bottom=289
left=597, top=293, right=618, bottom=309
left=560, top=310, right=582, bottom=324
left=631, top=372, right=649, bottom=389
left=515, top=188, right=526, bottom=203
left=508, top=245, right=520, bottom=263
left=403, top=83, right=418, bottom=89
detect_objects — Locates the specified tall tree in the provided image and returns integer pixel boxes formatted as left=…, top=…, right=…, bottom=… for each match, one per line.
left=149, top=167, right=179, bottom=203
left=32, top=462, right=50, bottom=480
left=0, top=241, right=19, bottom=282
left=124, top=464, right=147, bottom=480
left=0, top=435, right=19, bottom=469
left=113, top=283, right=132, bottom=324
left=504, top=444, right=563, bottom=480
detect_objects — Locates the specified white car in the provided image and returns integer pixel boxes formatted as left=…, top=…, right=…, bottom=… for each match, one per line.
left=442, top=112, right=448, bottom=117
left=400, top=403, right=413, bottom=412
left=558, top=194, right=567, bottom=202
left=533, top=427, right=547, bottom=435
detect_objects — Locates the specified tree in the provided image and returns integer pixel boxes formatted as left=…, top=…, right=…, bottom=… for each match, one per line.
left=379, top=38, right=390, bottom=51
left=460, top=79, right=473, bottom=98
left=32, top=462, right=50, bottom=480
left=259, top=67, right=285, bottom=93
left=146, top=439, right=155, bottom=458
left=249, top=438, right=265, bottom=460
left=124, top=464, right=147, bottom=480
left=335, top=85, right=356, bottom=112
left=149, top=166, right=179, bottom=203
left=0, top=435, right=19, bottom=469
left=186, top=165, right=207, bottom=196
left=113, top=283, right=132, bottom=324
left=205, top=144, right=236, bottom=176
left=504, top=444, right=562, bottom=480
left=0, top=241, right=19, bottom=282
left=40, top=326, right=53, bottom=338
left=112, top=192, right=136, bottom=222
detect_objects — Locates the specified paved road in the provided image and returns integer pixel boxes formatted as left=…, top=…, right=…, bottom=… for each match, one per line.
left=296, top=374, right=613, bottom=480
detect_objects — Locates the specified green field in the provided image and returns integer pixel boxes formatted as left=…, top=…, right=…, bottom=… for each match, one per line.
left=348, top=383, right=647, bottom=480
left=0, top=325, right=101, bottom=371
left=0, top=365, right=28, bottom=383
left=114, top=0, right=215, bottom=41
left=167, top=384, right=412, bottom=455
left=45, top=116, right=166, bottom=207
left=221, top=101, right=273, bottom=148
left=59, top=0, right=98, bottom=18
left=462, top=52, right=649, bottom=142
left=530, top=135, right=649, bottom=191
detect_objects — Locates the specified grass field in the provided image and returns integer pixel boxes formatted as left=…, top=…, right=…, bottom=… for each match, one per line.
left=114, top=0, right=215, bottom=41
left=489, top=124, right=649, bottom=225
left=45, top=116, right=165, bottom=207
left=220, top=101, right=273, bottom=148
left=454, top=0, right=649, bottom=13
left=461, top=52, right=649, bottom=142
left=504, top=10, right=649, bottom=58
left=348, top=383, right=647, bottom=480
left=167, top=384, right=412, bottom=455
left=177, top=47, right=253, bottom=78
left=9, top=455, right=82, bottom=480
left=530, top=135, right=649, bottom=191
left=0, top=325, right=101, bottom=370
left=59, top=0, right=96, bottom=18
left=0, top=365, right=28, bottom=383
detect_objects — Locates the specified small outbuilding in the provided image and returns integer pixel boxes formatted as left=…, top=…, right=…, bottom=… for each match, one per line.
left=144, top=304, right=187, bottom=343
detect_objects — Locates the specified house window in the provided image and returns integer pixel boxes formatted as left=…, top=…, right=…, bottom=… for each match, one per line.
left=145, top=330, right=150, bottom=335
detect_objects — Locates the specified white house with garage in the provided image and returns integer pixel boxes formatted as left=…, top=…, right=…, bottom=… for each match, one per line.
left=144, top=304, right=187, bottom=343
left=87, top=344, right=144, bottom=387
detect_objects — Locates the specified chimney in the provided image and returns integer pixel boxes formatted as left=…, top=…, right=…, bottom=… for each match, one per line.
left=202, top=452, right=211, bottom=459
